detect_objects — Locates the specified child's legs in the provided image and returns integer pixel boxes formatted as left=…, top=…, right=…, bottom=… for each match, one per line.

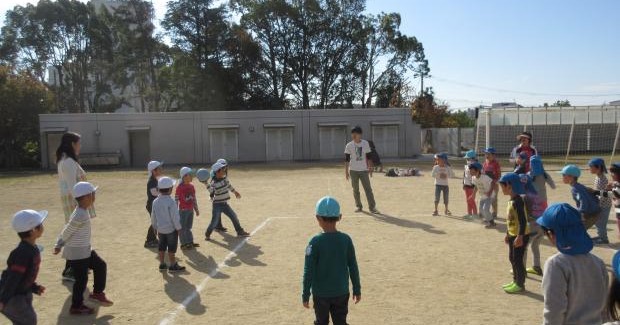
left=179, top=210, right=193, bottom=244
left=312, top=296, right=330, bottom=325
left=69, top=258, right=89, bottom=307
left=221, top=204, right=244, bottom=233
left=146, top=206, right=157, bottom=243
left=329, top=294, right=350, bottom=325
left=0, top=293, right=36, bottom=325
left=349, top=171, right=363, bottom=208
left=508, top=238, right=516, bottom=281
left=464, top=187, right=476, bottom=214
left=358, top=171, right=376, bottom=210
left=158, top=232, right=170, bottom=263
left=207, top=205, right=224, bottom=233
left=595, top=206, right=611, bottom=240
left=442, top=186, right=449, bottom=208
left=480, top=198, right=492, bottom=221
left=434, top=185, right=441, bottom=208
left=528, top=222, right=544, bottom=267
left=167, top=231, right=179, bottom=264
left=582, top=212, right=599, bottom=230
left=511, top=236, right=529, bottom=287
left=88, top=250, right=107, bottom=294
left=491, top=186, right=499, bottom=216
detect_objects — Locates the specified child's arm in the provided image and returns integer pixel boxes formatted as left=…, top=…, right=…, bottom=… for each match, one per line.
left=544, top=172, right=556, bottom=190
left=193, top=188, right=200, bottom=216
left=541, top=259, right=568, bottom=324
left=347, top=238, right=362, bottom=304
left=174, top=186, right=180, bottom=206
left=171, top=205, right=182, bottom=231
left=150, top=206, right=158, bottom=233
left=229, top=181, right=241, bottom=199
left=302, top=239, right=318, bottom=307
left=431, top=166, right=438, bottom=178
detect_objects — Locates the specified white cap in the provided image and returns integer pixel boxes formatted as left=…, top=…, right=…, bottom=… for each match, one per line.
left=12, top=210, right=48, bottom=232
left=216, top=159, right=228, bottom=166
left=211, top=162, right=225, bottom=173
left=72, top=181, right=98, bottom=198
left=158, top=176, right=175, bottom=189
left=147, top=160, right=163, bottom=172
left=179, top=166, right=193, bottom=178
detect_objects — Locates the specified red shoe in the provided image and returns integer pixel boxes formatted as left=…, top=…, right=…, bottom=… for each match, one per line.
left=89, top=292, right=114, bottom=306
left=70, top=304, right=95, bottom=315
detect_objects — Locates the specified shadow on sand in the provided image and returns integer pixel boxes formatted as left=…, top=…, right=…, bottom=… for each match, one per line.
left=365, top=212, right=446, bottom=235
left=162, top=271, right=207, bottom=316
left=56, top=281, right=115, bottom=325
left=206, top=232, right=267, bottom=267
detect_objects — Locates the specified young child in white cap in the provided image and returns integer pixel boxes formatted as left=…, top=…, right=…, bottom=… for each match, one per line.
left=175, top=167, right=200, bottom=250
left=204, top=161, right=250, bottom=240
left=145, top=160, right=163, bottom=248
left=0, top=210, right=48, bottom=324
left=302, top=196, right=361, bottom=325
left=196, top=167, right=226, bottom=232
left=151, top=176, right=186, bottom=273
left=54, top=182, right=113, bottom=315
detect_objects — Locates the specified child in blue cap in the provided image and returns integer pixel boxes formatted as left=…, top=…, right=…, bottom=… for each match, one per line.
left=513, top=152, right=528, bottom=174
left=302, top=196, right=361, bottom=325
left=462, top=150, right=478, bottom=219
left=606, top=251, right=620, bottom=324
left=468, top=162, right=495, bottom=227
left=560, top=164, right=601, bottom=229
left=537, top=203, right=608, bottom=325
left=589, top=158, right=612, bottom=244
left=498, top=172, right=530, bottom=294
left=609, top=163, right=620, bottom=239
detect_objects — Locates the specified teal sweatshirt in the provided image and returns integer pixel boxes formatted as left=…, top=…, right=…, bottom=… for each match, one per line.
left=302, top=231, right=361, bottom=302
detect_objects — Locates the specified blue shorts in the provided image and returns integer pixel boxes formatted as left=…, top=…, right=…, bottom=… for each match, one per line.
left=158, top=231, right=179, bottom=253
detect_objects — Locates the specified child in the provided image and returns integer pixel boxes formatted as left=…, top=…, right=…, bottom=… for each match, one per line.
left=151, top=176, right=186, bottom=273
left=302, top=196, right=361, bottom=325
left=0, top=210, right=47, bottom=324
left=513, top=152, right=528, bottom=174
left=462, top=150, right=478, bottom=219
left=468, top=162, right=495, bottom=228
left=344, top=126, right=378, bottom=214
left=606, top=251, right=620, bottom=324
left=589, top=158, right=612, bottom=244
left=537, top=203, right=608, bottom=324
left=431, top=153, right=453, bottom=216
left=175, top=167, right=200, bottom=250
left=525, top=155, right=555, bottom=276
left=608, top=163, right=620, bottom=239
left=145, top=160, right=163, bottom=248
left=482, top=147, right=501, bottom=220
left=499, top=172, right=529, bottom=294
left=202, top=163, right=228, bottom=233
left=204, top=162, right=250, bottom=240
left=54, top=182, right=112, bottom=315
left=560, top=164, right=601, bottom=229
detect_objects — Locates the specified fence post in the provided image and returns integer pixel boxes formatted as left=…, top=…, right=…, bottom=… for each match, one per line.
left=485, top=107, right=491, bottom=149
left=565, top=108, right=576, bottom=165
left=610, top=121, right=620, bottom=166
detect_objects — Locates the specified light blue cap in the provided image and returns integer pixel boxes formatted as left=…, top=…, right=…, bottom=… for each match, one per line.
left=560, top=164, right=581, bottom=178
left=315, top=196, right=341, bottom=218
left=536, top=203, right=592, bottom=255
left=463, top=150, right=476, bottom=159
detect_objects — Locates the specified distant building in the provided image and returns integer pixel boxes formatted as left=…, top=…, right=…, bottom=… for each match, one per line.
left=610, top=100, right=620, bottom=106
left=491, top=102, right=522, bottom=109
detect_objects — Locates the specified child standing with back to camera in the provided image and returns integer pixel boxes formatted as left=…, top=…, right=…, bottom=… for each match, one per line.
left=431, top=153, right=453, bottom=216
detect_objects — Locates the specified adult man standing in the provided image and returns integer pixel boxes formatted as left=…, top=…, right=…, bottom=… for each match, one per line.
left=345, top=126, right=379, bottom=214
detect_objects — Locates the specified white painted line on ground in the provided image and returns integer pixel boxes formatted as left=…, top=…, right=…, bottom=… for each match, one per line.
left=158, top=217, right=273, bottom=325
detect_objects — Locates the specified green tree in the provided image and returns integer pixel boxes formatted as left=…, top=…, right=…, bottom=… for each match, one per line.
left=0, top=66, right=55, bottom=168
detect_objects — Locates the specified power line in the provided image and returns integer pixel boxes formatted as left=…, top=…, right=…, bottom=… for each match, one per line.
left=431, top=76, right=620, bottom=97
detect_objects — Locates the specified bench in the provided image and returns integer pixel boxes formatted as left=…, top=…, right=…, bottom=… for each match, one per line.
left=79, top=152, right=122, bottom=167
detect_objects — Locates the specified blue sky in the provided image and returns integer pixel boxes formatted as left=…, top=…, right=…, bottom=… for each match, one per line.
left=2, top=0, right=619, bottom=109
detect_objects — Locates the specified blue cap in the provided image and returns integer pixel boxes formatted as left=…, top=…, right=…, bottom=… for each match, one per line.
left=536, top=203, right=592, bottom=255
left=463, top=150, right=476, bottom=159
left=196, top=168, right=210, bottom=182
left=434, top=153, right=448, bottom=160
left=588, top=158, right=607, bottom=173
left=560, top=164, right=581, bottom=178
left=499, top=172, right=526, bottom=195
left=613, top=250, right=620, bottom=279
left=484, top=147, right=496, bottom=154
left=529, top=155, right=545, bottom=177
left=315, top=196, right=341, bottom=218
left=468, top=162, right=483, bottom=170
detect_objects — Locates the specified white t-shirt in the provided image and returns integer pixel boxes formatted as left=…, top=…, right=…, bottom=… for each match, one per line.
left=345, top=140, right=371, bottom=171
left=472, top=174, right=495, bottom=199
left=431, top=165, right=453, bottom=186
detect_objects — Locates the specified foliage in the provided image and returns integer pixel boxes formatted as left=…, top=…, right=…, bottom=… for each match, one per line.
left=0, top=66, right=55, bottom=168
left=410, top=89, right=474, bottom=128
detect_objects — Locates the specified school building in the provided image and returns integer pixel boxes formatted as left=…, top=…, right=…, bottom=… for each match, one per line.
left=38, top=108, right=421, bottom=169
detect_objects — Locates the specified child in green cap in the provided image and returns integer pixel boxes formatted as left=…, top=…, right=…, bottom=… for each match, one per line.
left=302, top=196, right=361, bottom=325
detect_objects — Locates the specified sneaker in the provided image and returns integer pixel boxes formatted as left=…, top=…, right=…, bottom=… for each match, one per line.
left=463, top=214, right=472, bottom=220
left=192, top=242, right=200, bottom=247
left=369, top=208, right=380, bottom=214
left=89, top=292, right=114, bottom=306
left=204, top=231, right=212, bottom=241
left=504, top=283, right=525, bottom=294
left=168, top=263, right=186, bottom=273
left=502, top=281, right=515, bottom=288
left=237, top=231, right=251, bottom=238
left=593, top=237, right=610, bottom=245
left=159, top=263, right=168, bottom=271
left=62, top=269, right=75, bottom=282
left=526, top=266, right=543, bottom=276
left=354, top=208, right=363, bottom=213
left=70, top=304, right=95, bottom=315
left=215, top=227, right=228, bottom=233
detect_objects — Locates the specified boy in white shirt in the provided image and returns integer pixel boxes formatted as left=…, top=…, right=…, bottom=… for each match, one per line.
left=431, top=153, right=454, bottom=216
left=344, top=126, right=378, bottom=214
left=468, top=162, right=496, bottom=228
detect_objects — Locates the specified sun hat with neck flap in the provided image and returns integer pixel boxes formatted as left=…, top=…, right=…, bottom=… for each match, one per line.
left=537, top=203, right=593, bottom=255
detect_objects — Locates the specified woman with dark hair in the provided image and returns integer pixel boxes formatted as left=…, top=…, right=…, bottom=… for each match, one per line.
left=56, top=132, right=96, bottom=281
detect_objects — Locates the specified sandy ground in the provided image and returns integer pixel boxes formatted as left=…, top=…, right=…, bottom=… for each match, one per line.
left=0, top=162, right=617, bottom=325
